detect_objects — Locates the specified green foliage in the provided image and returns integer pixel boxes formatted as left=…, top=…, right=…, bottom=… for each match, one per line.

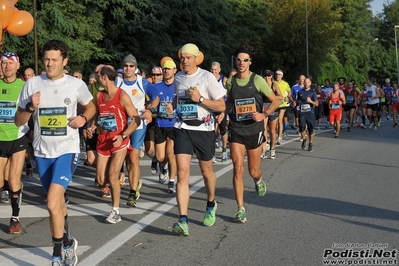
left=1, top=0, right=397, bottom=85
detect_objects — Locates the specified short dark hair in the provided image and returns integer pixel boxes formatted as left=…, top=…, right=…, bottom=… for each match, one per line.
left=43, top=40, right=68, bottom=59
left=100, top=65, right=117, bottom=81
left=234, top=45, right=255, bottom=59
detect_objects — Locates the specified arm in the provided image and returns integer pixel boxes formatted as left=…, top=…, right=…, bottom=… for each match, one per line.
left=15, top=91, right=41, bottom=127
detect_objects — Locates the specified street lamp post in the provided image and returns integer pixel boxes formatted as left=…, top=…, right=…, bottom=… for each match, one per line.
left=395, top=25, right=399, bottom=85
left=305, top=0, right=309, bottom=76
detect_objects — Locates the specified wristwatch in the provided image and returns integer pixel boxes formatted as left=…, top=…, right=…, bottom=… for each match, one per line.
left=199, top=96, right=204, bottom=104
left=25, top=102, right=35, bottom=113
left=121, top=134, right=127, bottom=140
left=149, top=108, right=156, bottom=114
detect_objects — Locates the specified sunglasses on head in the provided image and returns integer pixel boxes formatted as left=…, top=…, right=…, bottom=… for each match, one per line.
left=236, top=57, right=251, bottom=63
left=123, top=64, right=135, bottom=68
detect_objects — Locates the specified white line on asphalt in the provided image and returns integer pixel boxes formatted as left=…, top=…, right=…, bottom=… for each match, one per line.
left=79, top=163, right=234, bottom=265
left=1, top=246, right=90, bottom=266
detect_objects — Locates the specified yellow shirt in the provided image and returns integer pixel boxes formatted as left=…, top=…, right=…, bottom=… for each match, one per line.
left=275, top=80, right=290, bottom=107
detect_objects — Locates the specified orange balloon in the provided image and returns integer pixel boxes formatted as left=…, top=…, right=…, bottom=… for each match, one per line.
left=0, top=0, right=15, bottom=29
left=6, top=10, right=34, bottom=36
left=0, top=21, right=2, bottom=42
left=196, top=51, right=204, bottom=65
left=160, top=56, right=173, bottom=67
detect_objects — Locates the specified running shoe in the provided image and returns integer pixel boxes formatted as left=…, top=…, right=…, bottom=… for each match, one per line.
left=255, top=180, right=267, bottom=196
left=25, top=168, right=32, bottom=180
left=0, top=189, right=9, bottom=203
left=167, top=181, right=175, bottom=193
left=136, top=179, right=142, bottom=200
left=377, top=121, right=381, bottom=127
left=347, top=127, right=351, bottom=132
left=316, top=127, right=320, bottom=130
left=119, top=172, right=126, bottom=185
left=221, top=151, right=228, bottom=162
left=233, top=207, right=247, bottom=224
left=212, top=155, right=217, bottom=163
left=172, top=219, right=189, bottom=236
left=126, top=192, right=138, bottom=207
left=334, top=133, right=339, bottom=138
left=50, top=256, right=64, bottom=266
left=106, top=209, right=121, bottom=224
left=387, top=115, right=390, bottom=120
left=308, top=144, right=313, bottom=152
left=374, top=126, right=377, bottom=131
left=369, top=122, right=374, bottom=129
left=150, top=160, right=158, bottom=175
left=158, top=166, right=168, bottom=184
left=276, top=137, right=282, bottom=145
left=283, top=131, right=288, bottom=136
left=8, top=218, right=21, bottom=234
left=394, top=123, right=397, bottom=127
left=63, top=236, right=78, bottom=266
left=270, top=149, right=276, bottom=159
left=361, top=124, right=366, bottom=129
left=203, top=201, right=217, bottom=227
left=101, top=187, right=111, bottom=198
left=301, top=137, right=308, bottom=150
left=260, top=151, right=267, bottom=159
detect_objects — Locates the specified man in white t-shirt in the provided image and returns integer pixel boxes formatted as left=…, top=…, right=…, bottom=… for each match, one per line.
left=166, top=43, right=226, bottom=236
left=15, top=40, right=96, bottom=265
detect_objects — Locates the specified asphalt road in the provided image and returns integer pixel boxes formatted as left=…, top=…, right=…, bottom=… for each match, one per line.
left=1, top=117, right=398, bottom=266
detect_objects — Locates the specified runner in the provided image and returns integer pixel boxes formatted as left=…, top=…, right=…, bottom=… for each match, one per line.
left=168, top=43, right=226, bottom=236
left=295, top=77, right=319, bottom=150
left=328, top=82, right=346, bottom=138
left=0, top=52, right=28, bottom=234
left=15, top=40, right=96, bottom=265
left=91, top=65, right=140, bottom=224
left=224, top=46, right=280, bottom=223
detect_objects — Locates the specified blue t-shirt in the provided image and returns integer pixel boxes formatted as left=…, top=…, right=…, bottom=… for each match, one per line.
left=291, top=84, right=304, bottom=100
left=154, top=81, right=176, bottom=128
left=297, top=89, right=318, bottom=114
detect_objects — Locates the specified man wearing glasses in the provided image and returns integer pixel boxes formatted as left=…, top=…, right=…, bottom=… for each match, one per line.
left=151, top=67, right=163, bottom=84
left=221, top=46, right=280, bottom=223
left=117, top=54, right=159, bottom=208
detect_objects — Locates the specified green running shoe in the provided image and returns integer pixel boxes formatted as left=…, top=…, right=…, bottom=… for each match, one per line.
left=255, top=180, right=266, bottom=196
left=126, top=192, right=137, bottom=207
left=233, top=207, right=247, bottom=223
left=172, top=220, right=189, bottom=236
left=203, top=201, right=217, bottom=227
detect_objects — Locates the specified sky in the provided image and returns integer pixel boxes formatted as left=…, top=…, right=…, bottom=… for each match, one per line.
left=370, top=0, right=389, bottom=15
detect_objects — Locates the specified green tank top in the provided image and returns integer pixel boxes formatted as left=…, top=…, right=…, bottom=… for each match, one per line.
left=0, top=79, right=26, bottom=141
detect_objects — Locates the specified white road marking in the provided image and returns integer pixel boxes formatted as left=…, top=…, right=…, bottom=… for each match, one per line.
left=80, top=164, right=234, bottom=265
left=0, top=246, right=90, bottom=266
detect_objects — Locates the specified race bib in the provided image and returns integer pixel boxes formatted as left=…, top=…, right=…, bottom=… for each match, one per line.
left=39, top=107, right=67, bottom=136
left=159, top=102, right=174, bottom=119
left=235, top=97, right=256, bottom=121
left=346, top=96, right=354, bottom=103
left=392, top=97, right=398, bottom=103
left=178, top=98, right=198, bottom=120
left=0, top=101, right=17, bottom=124
left=300, top=103, right=311, bottom=112
left=331, top=104, right=340, bottom=110
left=367, top=91, right=373, bottom=98
left=98, top=114, right=118, bottom=132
